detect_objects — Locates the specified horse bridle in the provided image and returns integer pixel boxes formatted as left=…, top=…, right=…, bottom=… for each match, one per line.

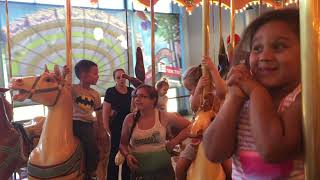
left=27, top=75, right=64, bottom=106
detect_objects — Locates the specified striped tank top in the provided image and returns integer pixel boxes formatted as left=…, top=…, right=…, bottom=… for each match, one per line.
left=232, top=84, right=304, bottom=180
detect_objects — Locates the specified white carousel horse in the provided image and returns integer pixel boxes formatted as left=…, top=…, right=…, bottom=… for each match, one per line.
left=11, top=65, right=110, bottom=179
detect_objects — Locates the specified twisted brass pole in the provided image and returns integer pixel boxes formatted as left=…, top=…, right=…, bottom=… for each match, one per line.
left=300, top=0, right=320, bottom=178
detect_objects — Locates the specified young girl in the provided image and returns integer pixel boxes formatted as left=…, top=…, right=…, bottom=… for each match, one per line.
left=176, top=56, right=229, bottom=180
left=119, top=85, right=190, bottom=180
left=203, top=9, right=304, bottom=179
left=155, top=78, right=169, bottom=111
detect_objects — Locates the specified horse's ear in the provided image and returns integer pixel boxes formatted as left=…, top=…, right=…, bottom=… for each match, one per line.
left=44, top=65, right=49, bottom=73
left=54, top=65, right=62, bottom=80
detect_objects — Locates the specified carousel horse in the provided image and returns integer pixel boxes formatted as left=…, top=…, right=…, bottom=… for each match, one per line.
left=187, top=97, right=226, bottom=180
left=23, top=116, right=45, bottom=148
left=0, top=88, right=32, bottom=179
left=186, top=62, right=227, bottom=179
left=11, top=65, right=109, bottom=180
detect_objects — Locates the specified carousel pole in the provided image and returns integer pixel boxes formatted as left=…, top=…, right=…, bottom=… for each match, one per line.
left=300, top=0, right=320, bottom=178
left=229, top=0, right=235, bottom=49
left=5, top=0, right=12, bottom=80
left=201, top=0, right=211, bottom=100
left=202, top=0, right=210, bottom=58
left=5, top=0, right=13, bottom=104
left=150, top=0, right=156, bottom=86
left=219, top=0, right=222, bottom=46
left=201, top=0, right=217, bottom=105
left=65, top=0, right=72, bottom=83
left=124, top=0, right=130, bottom=76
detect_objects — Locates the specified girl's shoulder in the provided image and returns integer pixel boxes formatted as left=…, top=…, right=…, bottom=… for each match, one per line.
left=278, top=84, right=302, bottom=113
left=124, top=112, right=135, bottom=124
left=127, top=111, right=136, bottom=118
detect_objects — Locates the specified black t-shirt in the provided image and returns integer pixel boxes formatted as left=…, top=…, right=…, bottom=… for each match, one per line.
left=104, top=86, right=134, bottom=133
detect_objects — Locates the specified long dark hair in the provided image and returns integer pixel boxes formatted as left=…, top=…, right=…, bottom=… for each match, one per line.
left=129, top=85, right=158, bottom=140
left=234, top=8, right=300, bottom=65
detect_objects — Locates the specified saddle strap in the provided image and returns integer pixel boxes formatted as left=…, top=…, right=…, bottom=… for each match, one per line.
left=28, top=144, right=83, bottom=179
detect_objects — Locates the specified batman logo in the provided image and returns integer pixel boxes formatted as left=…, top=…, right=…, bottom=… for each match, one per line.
left=76, top=95, right=94, bottom=112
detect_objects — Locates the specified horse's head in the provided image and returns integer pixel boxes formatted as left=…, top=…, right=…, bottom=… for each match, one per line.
left=10, top=65, right=65, bottom=106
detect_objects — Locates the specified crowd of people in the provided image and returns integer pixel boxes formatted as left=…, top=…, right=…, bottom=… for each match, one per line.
left=3, top=8, right=305, bottom=180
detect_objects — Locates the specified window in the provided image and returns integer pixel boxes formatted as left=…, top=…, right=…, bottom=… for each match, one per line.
left=2, top=0, right=125, bottom=9
left=99, top=0, right=124, bottom=9
left=13, top=105, right=47, bottom=122
left=130, top=0, right=173, bottom=13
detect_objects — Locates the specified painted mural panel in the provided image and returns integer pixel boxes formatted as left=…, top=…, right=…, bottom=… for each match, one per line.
left=130, top=11, right=182, bottom=87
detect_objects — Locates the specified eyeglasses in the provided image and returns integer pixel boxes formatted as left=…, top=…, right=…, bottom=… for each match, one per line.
left=132, top=94, right=149, bottom=99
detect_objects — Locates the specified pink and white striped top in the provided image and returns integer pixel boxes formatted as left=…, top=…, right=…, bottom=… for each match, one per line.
left=232, top=84, right=304, bottom=180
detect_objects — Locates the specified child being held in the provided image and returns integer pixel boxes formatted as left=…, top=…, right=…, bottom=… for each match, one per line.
left=155, top=78, right=169, bottom=111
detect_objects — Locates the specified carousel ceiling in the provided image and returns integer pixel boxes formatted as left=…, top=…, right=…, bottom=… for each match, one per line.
left=134, top=0, right=299, bottom=14
left=172, top=0, right=299, bottom=13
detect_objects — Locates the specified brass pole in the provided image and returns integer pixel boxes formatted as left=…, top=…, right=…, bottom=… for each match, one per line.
left=150, top=0, right=156, bottom=86
left=300, top=0, right=320, bottom=178
left=202, top=0, right=210, bottom=57
left=5, top=0, right=13, bottom=105
left=202, top=0, right=210, bottom=96
left=124, top=1, right=130, bottom=76
left=219, top=0, right=222, bottom=45
left=5, top=0, right=12, bottom=80
left=65, top=0, right=72, bottom=83
left=230, top=0, right=235, bottom=49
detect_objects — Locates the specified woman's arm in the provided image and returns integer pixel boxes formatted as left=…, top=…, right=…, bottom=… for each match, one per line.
left=119, top=114, right=132, bottom=157
left=102, top=101, right=112, bottom=132
left=164, top=112, right=191, bottom=150
left=166, top=125, right=191, bottom=151
left=166, top=112, right=191, bottom=130
left=119, top=114, right=139, bottom=169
